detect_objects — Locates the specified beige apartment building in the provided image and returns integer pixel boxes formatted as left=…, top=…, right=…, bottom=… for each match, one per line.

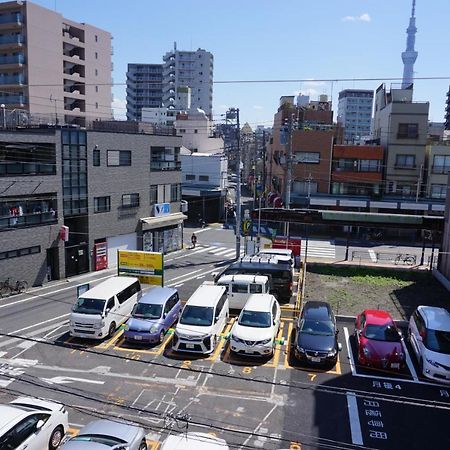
left=373, top=83, right=429, bottom=197
left=0, top=0, right=112, bottom=126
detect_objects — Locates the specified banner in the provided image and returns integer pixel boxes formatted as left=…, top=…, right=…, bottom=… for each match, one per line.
left=117, top=250, right=164, bottom=286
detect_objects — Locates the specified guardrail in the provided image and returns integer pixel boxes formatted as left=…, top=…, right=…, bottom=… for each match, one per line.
left=351, top=251, right=417, bottom=265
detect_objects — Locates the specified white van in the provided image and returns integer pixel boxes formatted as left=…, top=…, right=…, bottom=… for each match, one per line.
left=173, top=283, right=228, bottom=354
left=69, top=276, right=141, bottom=340
left=258, top=248, right=296, bottom=268
left=216, top=274, right=270, bottom=310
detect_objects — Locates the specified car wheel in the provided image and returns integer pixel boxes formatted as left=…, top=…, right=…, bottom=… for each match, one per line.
left=48, top=425, right=64, bottom=450
left=108, top=322, right=116, bottom=338
left=139, top=438, right=148, bottom=450
left=158, top=330, right=165, bottom=344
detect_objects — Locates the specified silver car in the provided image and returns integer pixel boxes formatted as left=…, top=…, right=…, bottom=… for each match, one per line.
left=61, top=419, right=147, bottom=450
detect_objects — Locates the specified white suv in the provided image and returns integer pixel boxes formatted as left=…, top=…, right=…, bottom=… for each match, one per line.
left=409, top=306, right=450, bottom=383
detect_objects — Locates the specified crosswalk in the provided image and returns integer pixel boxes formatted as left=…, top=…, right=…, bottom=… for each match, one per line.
left=192, top=240, right=336, bottom=260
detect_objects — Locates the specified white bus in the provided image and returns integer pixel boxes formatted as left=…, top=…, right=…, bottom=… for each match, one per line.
left=69, top=276, right=141, bottom=340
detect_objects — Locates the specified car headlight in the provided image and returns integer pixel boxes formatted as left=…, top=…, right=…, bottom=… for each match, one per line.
left=426, top=358, right=440, bottom=368
left=150, top=325, right=158, bottom=333
left=327, top=349, right=337, bottom=357
left=259, top=338, right=272, bottom=345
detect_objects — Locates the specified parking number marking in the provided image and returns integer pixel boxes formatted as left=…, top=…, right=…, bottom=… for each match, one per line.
left=290, top=443, right=302, bottom=449
left=308, top=373, right=316, bottom=382
left=243, top=367, right=252, bottom=374
left=181, top=360, right=191, bottom=369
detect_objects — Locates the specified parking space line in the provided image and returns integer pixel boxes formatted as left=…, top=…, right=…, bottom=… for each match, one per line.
left=113, top=334, right=173, bottom=355
left=207, top=321, right=233, bottom=362
left=343, top=327, right=356, bottom=376
left=283, top=322, right=293, bottom=369
left=263, top=322, right=284, bottom=368
left=346, top=392, right=363, bottom=445
left=402, top=339, right=419, bottom=381
left=97, top=329, right=124, bottom=350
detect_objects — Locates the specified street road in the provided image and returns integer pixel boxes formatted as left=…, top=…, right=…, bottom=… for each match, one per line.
left=0, top=225, right=448, bottom=449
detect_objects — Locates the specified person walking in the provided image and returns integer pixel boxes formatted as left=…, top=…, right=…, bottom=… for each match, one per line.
left=191, top=233, right=197, bottom=249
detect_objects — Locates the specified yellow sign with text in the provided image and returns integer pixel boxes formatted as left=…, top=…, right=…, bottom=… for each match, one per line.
left=117, top=250, right=164, bottom=286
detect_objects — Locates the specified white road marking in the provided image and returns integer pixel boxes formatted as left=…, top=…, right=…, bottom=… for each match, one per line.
left=402, top=339, right=419, bottom=382
left=209, top=246, right=228, bottom=254
left=343, top=327, right=356, bottom=376
left=41, top=376, right=105, bottom=385
left=166, top=269, right=203, bottom=282
left=166, top=267, right=219, bottom=287
left=368, top=250, right=377, bottom=262
left=346, top=392, right=363, bottom=445
left=1, top=313, right=70, bottom=335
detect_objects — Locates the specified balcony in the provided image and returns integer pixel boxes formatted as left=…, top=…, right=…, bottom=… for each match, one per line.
left=0, top=13, right=23, bottom=25
left=0, top=73, right=24, bottom=85
left=150, top=160, right=181, bottom=171
left=0, top=94, right=26, bottom=106
left=0, top=54, right=24, bottom=65
left=0, top=34, right=23, bottom=46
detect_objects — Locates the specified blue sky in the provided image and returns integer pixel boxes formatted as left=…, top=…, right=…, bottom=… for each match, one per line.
left=34, top=0, right=450, bottom=128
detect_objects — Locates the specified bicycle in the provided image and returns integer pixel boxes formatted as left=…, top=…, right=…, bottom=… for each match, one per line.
left=394, top=254, right=416, bottom=265
left=0, top=278, right=28, bottom=297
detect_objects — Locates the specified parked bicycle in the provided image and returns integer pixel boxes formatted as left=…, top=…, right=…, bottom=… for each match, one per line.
left=394, top=254, right=416, bottom=265
left=0, top=278, right=28, bottom=297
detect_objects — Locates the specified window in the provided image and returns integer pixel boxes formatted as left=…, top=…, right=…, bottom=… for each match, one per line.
left=171, top=183, right=181, bottom=202
left=95, top=85, right=98, bottom=93
left=94, top=196, right=110, bottom=213
left=292, top=180, right=318, bottom=195
left=93, top=149, right=100, bottom=166
left=359, top=159, right=380, bottom=172
left=106, top=297, right=115, bottom=310
left=95, top=34, right=98, bottom=42
left=186, top=174, right=195, bottom=181
left=95, top=102, right=98, bottom=109
left=107, top=150, right=131, bottom=166
left=431, top=184, right=447, bottom=199
left=199, top=175, right=209, bottom=182
left=433, top=155, right=450, bottom=174
left=250, top=283, right=263, bottom=294
left=295, top=152, right=320, bottom=164
left=0, top=245, right=40, bottom=260
left=150, top=185, right=157, bottom=204
left=397, top=123, right=419, bottom=139
left=95, top=51, right=98, bottom=59
left=95, top=69, right=98, bottom=76
left=122, top=193, right=139, bottom=208
left=395, top=154, right=415, bottom=169
left=117, top=280, right=141, bottom=304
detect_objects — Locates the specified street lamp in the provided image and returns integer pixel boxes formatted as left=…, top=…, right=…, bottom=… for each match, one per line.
left=1, top=104, right=6, bottom=129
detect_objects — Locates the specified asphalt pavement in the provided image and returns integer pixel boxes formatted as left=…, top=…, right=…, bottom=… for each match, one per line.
left=0, top=225, right=448, bottom=449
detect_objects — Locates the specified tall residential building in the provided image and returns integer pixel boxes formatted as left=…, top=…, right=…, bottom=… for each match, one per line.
left=401, top=0, right=418, bottom=89
left=337, top=89, right=374, bottom=144
left=162, top=44, right=213, bottom=117
left=0, top=0, right=112, bottom=126
left=126, top=63, right=163, bottom=121
left=445, top=86, right=450, bottom=131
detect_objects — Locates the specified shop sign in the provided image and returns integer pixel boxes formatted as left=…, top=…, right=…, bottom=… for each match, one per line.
left=117, top=250, right=164, bottom=286
left=154, top=203, right=170, bottom=217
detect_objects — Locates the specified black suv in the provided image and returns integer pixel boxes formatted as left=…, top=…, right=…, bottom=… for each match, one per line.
left=294, top=301, right=341, bottom=366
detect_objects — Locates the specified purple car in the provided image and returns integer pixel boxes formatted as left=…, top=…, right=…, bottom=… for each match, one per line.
left=123, top=287, right=181, bottom=344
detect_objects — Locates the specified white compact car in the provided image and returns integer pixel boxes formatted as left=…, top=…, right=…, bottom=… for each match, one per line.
left=161, top=432, right=229, bottom=449
left=230, top=294, right=281, bottom=357
left=409, top=306, right=450, bottom=383
left=173, top=284, right=229, bottom=354
left=0, top=396, right=68, bottom=450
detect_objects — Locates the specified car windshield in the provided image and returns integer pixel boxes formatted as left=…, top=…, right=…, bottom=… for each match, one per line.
left=425, top=329, right=450, bottom=354
left=72, top=298, right=105, bottom=314
left=364, top=324, right=400, bottom=342
left=133, top=303, right=163, bottom=319
left=71, top=434, right=127, bottom=445
left=179, top=305, right=213, bottom=326
left=300, top=319, right=334, bottom=336
left=239, top=310, right=271, bottom=328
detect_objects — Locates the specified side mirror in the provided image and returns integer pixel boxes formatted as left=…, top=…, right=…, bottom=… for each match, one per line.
left=36, top=419, right=45, bottom=432
left=105, top=308, right=110, bottom=316
left=338, top=343, right=343, bottom=351
left=163, top=312, right=167, bottom=319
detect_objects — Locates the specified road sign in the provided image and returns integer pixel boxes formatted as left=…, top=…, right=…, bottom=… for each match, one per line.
left=242, top=219, right=252, bottom=235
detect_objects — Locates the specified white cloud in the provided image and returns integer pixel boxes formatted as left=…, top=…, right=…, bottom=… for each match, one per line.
left=342, top=13, right=371, bottom=22
left=253, top=105, right=264, bottom=110
left=112, top=97, right=127, bottom=119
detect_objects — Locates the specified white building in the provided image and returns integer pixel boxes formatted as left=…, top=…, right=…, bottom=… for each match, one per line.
left=162, top=44, right=213, bottom=117
left=337, top=89, right=374, bottom=144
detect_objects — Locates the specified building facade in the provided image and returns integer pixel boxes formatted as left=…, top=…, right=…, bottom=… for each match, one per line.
left=373, top=83, right=429, bottom=197
left=162, top=44, right=213, bottom=117
left=0, top=0, right=112, bottom=126
left=337, top=89, right=374, bottom=144
left=126, top=63, right=163, bottom=121
left=0, top=126, right=184, bottom=286
left=425, top=143, right=450, bottom=200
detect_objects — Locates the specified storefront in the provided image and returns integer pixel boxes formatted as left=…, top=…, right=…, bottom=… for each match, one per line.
left=141, top=212, right=187, bottom=254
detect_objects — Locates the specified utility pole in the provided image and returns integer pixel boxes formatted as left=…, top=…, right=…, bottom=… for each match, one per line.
left=415, top=163, right=423, bottom=202
left=262, top=129, right=266, bottom=204
left=284, top=114, right=294, bottom=209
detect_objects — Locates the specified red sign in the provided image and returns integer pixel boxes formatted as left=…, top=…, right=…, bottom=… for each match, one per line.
left=59, top=225, right=69, bottom=242
left=94, top=242, right=108, bottom=271
left=272, top=236, right=302, bottom=257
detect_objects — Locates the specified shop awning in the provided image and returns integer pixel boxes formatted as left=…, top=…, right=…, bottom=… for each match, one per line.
left=141, top=212, right=187, bottom=231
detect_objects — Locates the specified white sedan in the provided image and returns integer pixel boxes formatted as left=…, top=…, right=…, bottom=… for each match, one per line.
left=0, top=396, right=68, bottom=450
left=230, top=294, right=281, bottom=357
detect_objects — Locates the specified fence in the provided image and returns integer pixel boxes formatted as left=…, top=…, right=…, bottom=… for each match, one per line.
left=351, top=251, right=417, bottom=266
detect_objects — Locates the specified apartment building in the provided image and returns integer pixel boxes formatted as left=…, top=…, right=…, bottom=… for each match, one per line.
left=337, top=89, right=374, bottom=144
left=425, top=143, right=450, bottom=200
left=373, top=83, right=429, bottom=197
left=0, top=126, right=184, bottom=286
left=0, top=0, right=112, bottom=126
left=126, top=63, right=163, bottom=121
left=162, top=44, right=213, bottom=117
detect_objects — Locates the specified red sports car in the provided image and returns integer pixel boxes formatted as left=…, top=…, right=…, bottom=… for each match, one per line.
left=355, top=310, right=405, bottom=370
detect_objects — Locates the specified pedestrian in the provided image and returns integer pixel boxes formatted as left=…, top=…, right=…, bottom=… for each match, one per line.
left=191, top=233, right=197, bottom=249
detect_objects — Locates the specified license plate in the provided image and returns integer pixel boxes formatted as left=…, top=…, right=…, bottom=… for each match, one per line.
left=186, top=343, right=194, bottom=349
left=134, top=336, right=142, bottom=341
left=311, top=357, right=321, bottom=363
left=391, top=363, right=399, bottom=369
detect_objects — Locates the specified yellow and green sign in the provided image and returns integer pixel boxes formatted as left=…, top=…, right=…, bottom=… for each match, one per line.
left=117, top=250, right=164, bottom=286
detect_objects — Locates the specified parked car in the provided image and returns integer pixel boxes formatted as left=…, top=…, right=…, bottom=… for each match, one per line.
left=258, top=248, right=296, bottom=269
left=354, top=309, right=405, bottom=370
left=294, top=301, right=341, bottom=366
left=123, top=287, right=181, bottom=344
left=61, top=419, right=147, bottom=450
left=408, top=306, right=450, bottom=383
left=0, top=396, right=68, bottom=450
left=229, top=294, right=281, bottom=357
left=173, top=283, right=229, bottom=354
left=160, top=432, right=229, bottom=449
